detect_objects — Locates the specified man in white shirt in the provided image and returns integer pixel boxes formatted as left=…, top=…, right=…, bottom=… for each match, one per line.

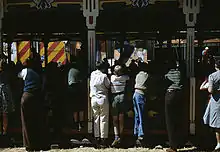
left=90, top=61, right=110, bottom=148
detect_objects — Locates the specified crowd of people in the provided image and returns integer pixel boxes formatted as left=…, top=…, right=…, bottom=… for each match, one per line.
left=0, top=46, right=220, bottom=152
left=0, top=53, right=88, bottom=151
left=89, top=47, right=220, bottom=152
left=89, top=56, right=187, bottom=152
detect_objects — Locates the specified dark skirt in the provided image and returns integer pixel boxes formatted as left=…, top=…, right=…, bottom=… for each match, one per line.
left=21, top=91, right=49, bottom=150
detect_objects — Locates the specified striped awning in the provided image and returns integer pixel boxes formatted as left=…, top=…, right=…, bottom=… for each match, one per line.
left=40, top=41, right=66, bottom=67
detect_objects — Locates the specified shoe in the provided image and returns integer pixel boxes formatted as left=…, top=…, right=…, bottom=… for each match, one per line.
left=213, top=148, right=220, bottom=152
left=135, top=139, right=144, bottom=148
left=111, top=138, right=121, bottom=147
left=100, top=138, right=108, bottom=148
left=155, top=145, right=163, bottom=149
left=166, top=148, right=177, bottom=152
left=25, top=147, right=41, bottom=152
left=94, top=137, right=100, bottom=149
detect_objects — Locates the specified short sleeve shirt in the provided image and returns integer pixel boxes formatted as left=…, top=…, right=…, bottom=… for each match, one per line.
left=208, top=71, right=220, bottom=91
left=111, top=75, right=129, bottom=93
left=68, top=68, right=81, bottom=86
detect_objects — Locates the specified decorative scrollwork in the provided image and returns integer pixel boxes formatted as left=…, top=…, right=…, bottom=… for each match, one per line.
left=131, top=0, right=149, bottom=7
left=33, top=0, right=54, bottom=9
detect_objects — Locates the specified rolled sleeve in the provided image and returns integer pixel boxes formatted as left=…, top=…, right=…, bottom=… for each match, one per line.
left=18, top=69, right=27, bottom=80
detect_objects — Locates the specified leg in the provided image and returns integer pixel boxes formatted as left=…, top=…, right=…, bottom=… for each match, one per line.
left=119, top=113, right=124, bottom=135
left=112, top=116, right=119, bottom=137
left=73, top=112, right=80, bottom=130
left=79, top=111, right=84, bottom=122
left=112, top=94, right=119, bottom=138
left=111, top=115, right=121, bottom=147
left=133, top=93, right=146, bottom=148
left=21, top=93, right=42, bottom=150
left=133, top=93, right=139, bottom=136
left=165, top=91, right=178, bottom=150
left=118, top=94, right=125, bottom=136
left=100, top=99, right=109, bottom=139
left=3, top=113, right=8, bottom=135
left=73, top=112, right=78, bottom=123
left=215, top=128, right=220, bottom=150
left=135, top=93, right=145, bottom=138
left=91, top=98, right=100, bottom=138
left=79, top=111, right=84, bottom=129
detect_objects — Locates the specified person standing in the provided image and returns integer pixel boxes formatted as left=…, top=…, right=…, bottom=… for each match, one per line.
left=43, top=62, right=63, bottom=142
left=164, top=60, right=185, bottom=152
left=133, top=62, right=148, bottom=147
left=203, top=60, right=220, bottom=151
left=68, top=61, right=84, bottom=131
left=90, top=61, right=110, bottom=148
left=110, top=65, right=129, bottom=147
left=0, top=59, right=14, bottom=135
left=18, top=59, right=49, bottom=151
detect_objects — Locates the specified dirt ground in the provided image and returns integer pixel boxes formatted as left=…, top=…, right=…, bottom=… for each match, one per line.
left=0, top=147, right=198, bottom=152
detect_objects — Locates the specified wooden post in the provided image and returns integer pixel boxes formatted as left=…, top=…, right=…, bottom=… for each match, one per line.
left=44, top=40, right=48, bottom=66
left=83, top=0, right=99, bottom=134
left=183, top=0, right=200, bottom=135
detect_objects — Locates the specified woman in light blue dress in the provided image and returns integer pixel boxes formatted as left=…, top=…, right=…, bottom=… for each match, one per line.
left=203, top=60, right=220, bottom=151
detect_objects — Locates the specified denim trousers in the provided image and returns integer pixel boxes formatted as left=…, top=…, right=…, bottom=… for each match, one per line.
left=133, top=92, right=146, bottom=137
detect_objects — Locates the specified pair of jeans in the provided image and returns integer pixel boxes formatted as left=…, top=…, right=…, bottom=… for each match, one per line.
left=133, top=92, right=146, bottom=137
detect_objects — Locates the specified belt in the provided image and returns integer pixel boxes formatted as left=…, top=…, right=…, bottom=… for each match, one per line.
left=167, top=89, right=181, bottom=92
left=112, top=91, right=125, bottom=95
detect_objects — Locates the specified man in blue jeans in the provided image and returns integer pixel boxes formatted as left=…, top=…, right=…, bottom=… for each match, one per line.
left=133, top=62, right=148, bottom=147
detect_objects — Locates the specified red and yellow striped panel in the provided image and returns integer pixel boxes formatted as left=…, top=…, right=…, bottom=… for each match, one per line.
left=17, top=41, right=31, bottom=64
left=40, top=41, right=66, bottom=67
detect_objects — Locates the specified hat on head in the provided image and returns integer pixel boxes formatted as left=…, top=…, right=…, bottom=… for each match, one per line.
left=205, top=47, right=209, bottom=50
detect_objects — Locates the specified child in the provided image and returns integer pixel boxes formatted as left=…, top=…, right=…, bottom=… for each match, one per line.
left=110, top=65, right=129, bottom=147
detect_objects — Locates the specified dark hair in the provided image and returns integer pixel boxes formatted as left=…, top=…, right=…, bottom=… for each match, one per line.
left=103, top=58, right=107, bottom=62
left=138, top=62, right=148, bottom=72
left=215, top=60, right=220, bottom=69
left=96, top=61, right=104, bottom=70
left=114, top=65, right=123, bottom=76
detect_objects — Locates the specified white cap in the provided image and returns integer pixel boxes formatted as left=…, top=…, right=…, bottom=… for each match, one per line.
left=205, top=47, right=209, bottom=50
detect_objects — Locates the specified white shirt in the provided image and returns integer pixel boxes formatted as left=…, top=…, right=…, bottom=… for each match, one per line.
left=18, top=68, right=28, bottom=80
left=90, top=70, right=110, bottom=99
left=111, top=75, right=129, bottom=93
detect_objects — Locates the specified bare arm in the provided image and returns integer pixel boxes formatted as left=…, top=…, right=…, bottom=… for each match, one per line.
left=208, top=75, right=214, bottom=93
left=200, top=79, right=208, bottom=90
left=208, top=86, right=213, bottom=93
